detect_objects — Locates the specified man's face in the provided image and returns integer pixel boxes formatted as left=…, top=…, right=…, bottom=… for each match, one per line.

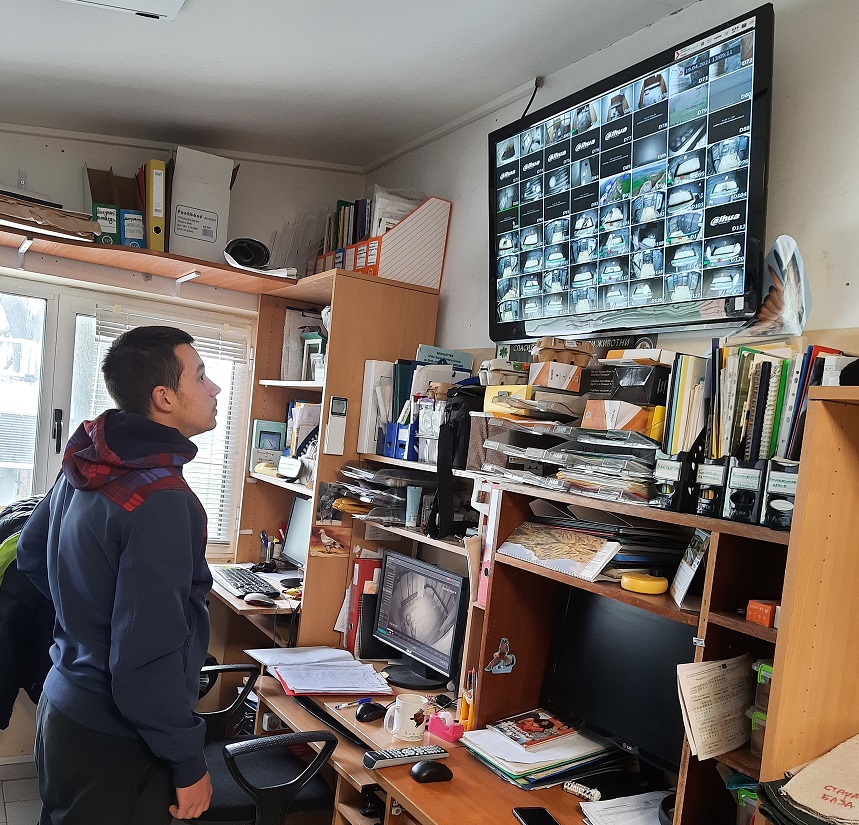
left=171, top=343, right=220, bottom=438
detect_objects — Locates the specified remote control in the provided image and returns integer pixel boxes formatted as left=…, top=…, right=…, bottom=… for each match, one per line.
left=362, top=744, right=448, bottom=770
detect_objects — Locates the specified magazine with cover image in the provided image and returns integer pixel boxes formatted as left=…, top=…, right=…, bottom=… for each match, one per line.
left=487, top=707, right=578, bottom=748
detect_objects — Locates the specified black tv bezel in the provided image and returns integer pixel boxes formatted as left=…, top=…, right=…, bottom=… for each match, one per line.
left=487, top=4, right=774, bottom=343
left=372, top=549, right=469, bottom=679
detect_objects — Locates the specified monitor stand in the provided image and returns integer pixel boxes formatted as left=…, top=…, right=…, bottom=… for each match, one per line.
left=384, top=660, right=449, bottom=690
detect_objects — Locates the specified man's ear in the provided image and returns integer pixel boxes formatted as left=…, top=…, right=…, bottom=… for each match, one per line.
left=150, top=385, right=173, bottom=415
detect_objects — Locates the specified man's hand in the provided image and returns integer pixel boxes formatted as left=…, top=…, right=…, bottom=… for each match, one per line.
left=170, top=772, right=213, bottom=820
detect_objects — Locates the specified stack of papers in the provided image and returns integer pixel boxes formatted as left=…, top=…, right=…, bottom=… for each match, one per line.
left=461, top=727, right=622, bottom=790
left=580, top=790, right=672, bottom=825
left=245, top=646, right=393, bottom=696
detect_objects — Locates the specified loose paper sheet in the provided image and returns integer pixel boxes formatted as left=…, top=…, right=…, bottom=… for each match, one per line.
left=677, top=654, right=753, bottom=760
left=580, top=790, right=671, bottom=825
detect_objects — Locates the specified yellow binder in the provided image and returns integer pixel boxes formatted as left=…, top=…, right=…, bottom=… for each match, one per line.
left=144, top=159, right=166, bottom=251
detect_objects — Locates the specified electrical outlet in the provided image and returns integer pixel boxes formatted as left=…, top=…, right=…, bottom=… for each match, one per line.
left=262, top=712, right=285, bottom=731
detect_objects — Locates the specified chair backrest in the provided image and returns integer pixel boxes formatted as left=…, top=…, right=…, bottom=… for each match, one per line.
left=196, top=663, right=261, bottom=741
left=223, top=730, right=338, bottom=825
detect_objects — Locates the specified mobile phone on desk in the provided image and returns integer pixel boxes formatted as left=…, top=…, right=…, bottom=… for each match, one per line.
left=513, top=808, right=561, bottom=825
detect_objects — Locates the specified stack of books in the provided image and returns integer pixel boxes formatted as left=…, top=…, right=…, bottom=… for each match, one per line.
left=461, top=708, right=625, bottom=790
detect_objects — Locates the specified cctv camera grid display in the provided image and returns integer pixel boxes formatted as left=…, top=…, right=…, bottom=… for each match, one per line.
left=493, top=22, right=755, bottom=325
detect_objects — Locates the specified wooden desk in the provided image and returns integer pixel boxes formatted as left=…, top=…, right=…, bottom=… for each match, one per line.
left=255, top=676, right=585, bottom=825
left=204, top=583, right=299, bottom=710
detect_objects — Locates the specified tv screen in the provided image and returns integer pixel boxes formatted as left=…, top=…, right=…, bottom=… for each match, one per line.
left=542, top=588, right=696, bottom=772
left=488, top=5, right=774, bottom=342
left=373, top=551, right=468, bottom=688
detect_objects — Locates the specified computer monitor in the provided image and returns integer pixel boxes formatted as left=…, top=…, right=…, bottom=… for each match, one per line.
left=277, top=496, right=310, bottom=571
left=542, top=587, right=696, bottom=772
left=488, top=5, right=774, bottom=342
left=372, top=551, right=469, bottom=689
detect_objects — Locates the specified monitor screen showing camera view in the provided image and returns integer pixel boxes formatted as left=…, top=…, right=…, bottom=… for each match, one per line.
left=488, top=6, right=773, bottom=342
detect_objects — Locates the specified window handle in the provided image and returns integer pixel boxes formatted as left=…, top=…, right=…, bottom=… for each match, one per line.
left=52, top=409, right=63, bottom=454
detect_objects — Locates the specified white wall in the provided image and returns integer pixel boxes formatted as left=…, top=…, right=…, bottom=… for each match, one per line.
left=369, top=0, right=859, bottom=350
left=0, top=123, right=365, bottom=265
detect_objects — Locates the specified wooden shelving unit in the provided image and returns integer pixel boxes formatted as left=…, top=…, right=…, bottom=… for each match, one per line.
left=469, top=387, right=859, bottom=824
left=239, top=273, right=440, bottom=648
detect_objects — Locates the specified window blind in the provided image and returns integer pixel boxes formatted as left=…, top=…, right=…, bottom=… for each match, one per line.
left=82, top=308, right=251, bottom=544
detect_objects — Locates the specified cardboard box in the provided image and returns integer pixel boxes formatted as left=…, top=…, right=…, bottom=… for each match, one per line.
left=83, top=165, right=120, bottom=245
left=169, top=147, right=234, bottom=262
left=483, top=384, right=535, bottom=415
left=747, top=599, right=780, bottom=628
left=583, top=364, right=670, bottom=405
left=581, top=399, right=665, bottom=441
left=529, top=360, right=583, bottom=392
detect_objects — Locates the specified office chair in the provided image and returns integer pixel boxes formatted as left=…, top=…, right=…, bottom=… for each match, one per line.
left=189, top=664, right=337, bottom=824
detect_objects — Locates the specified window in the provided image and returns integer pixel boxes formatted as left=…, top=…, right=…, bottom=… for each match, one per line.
left=68, top=308, right=251, bottom=545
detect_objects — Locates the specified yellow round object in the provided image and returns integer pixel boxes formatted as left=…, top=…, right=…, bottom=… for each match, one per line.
left=620, top=572, right=669, bottom=594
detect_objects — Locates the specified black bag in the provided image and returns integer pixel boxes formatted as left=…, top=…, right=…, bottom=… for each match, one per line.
left=427, top=385, right=485, bottom=539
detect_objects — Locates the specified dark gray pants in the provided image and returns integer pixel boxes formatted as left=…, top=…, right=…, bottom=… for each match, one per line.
left=35, top=694, right=173, bottom=825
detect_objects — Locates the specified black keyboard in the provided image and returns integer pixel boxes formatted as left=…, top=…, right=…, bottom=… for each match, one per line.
left=210, top=566, right=280, bottom=598
left=292, top=695, right=365, bottom=747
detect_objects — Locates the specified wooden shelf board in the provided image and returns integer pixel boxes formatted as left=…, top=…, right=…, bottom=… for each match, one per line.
left=259, top=379, right=324, bottom=390
left=809, top=386, right=859, bottom=405
left=249, top=471, right=314, bottom=498
left=358, top=453, right=437, bottom=472
left=336, top=802, right=378, bottom=825
left=495, top=482, right=791, bottom=544
left=495, top=554, right=699, bottom=626
left=0, top=226, right=405, bottom=304
left=715, top=746, right=761, bottom=779
left=708, top=611, right=778, bottom=643
left=366, top=522, right=467, bottom=555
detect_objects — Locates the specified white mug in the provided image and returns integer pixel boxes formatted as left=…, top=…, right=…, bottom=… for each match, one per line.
left=384, top=694, right=429, bottom=742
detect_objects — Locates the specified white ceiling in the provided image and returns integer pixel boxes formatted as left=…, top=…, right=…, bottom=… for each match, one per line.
left=3, top=0, right=699, bottom=168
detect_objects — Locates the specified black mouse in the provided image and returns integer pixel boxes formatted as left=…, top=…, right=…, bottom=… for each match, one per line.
left=410, top=759, right=453, bottom=783
left=355, top=702, right=387, bottom=723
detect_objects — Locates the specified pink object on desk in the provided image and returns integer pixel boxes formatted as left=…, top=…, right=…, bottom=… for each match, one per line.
left=428, top=712, right=463, bottom=743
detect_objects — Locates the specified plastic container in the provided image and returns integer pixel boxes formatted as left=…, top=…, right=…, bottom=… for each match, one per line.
left=747, top=707, right=767, bottom=756
left=753, top=659, right=774, bottom=712
left=736, top=789, right=758, bottom=825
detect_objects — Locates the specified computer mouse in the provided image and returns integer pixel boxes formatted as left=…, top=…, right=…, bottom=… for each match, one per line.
left=280, top=577, right=303, bottom=588
left=355, top=702, right=387, bottom=723
left=410, top=759, right=453, bottom=783
left=242, top=592, right=277, bottom=607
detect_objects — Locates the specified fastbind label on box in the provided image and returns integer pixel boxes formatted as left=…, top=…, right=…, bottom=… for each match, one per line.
left=174, top=205, right=218, bottom=243
left=655, top=459, right=682, bottom=482
left=729, top=467, right=762, bottom=490
left=696, top=464, right=726, bottom=485
left=767, top=471, right=798, bottom=495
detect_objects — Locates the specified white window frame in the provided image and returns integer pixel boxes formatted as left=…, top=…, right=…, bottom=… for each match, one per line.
left=0, top=269, right=256, bottom=554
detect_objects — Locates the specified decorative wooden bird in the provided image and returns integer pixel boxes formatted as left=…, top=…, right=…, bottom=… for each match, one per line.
left=318, top=529, right=343, bottom=550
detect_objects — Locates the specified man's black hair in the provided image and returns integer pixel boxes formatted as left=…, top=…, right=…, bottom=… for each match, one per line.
left=102, top=326, right=194, bottom=415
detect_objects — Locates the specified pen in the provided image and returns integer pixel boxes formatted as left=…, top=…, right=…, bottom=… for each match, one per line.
left=333, top=697, right=372, bottom=710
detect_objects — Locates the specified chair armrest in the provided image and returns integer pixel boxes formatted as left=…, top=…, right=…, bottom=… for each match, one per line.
left=198, top=664, right=260, bottom=741
left=223, top=731, right=337, bottom=824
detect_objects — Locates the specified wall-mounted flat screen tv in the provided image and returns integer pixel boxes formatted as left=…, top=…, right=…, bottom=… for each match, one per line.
left=488, top=5, right=774, bottom=343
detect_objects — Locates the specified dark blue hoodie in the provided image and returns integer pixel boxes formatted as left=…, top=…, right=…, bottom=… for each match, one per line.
left=18, top=410, right=212, bottom=788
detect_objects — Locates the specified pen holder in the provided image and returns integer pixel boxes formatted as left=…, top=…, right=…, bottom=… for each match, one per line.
left=649, top=434, right=703, bottom=513
left=427, top=712, right=463, bottom=743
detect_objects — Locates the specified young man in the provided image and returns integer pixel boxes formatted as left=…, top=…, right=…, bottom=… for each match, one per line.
left=18, top=326, right=220, bottom=824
